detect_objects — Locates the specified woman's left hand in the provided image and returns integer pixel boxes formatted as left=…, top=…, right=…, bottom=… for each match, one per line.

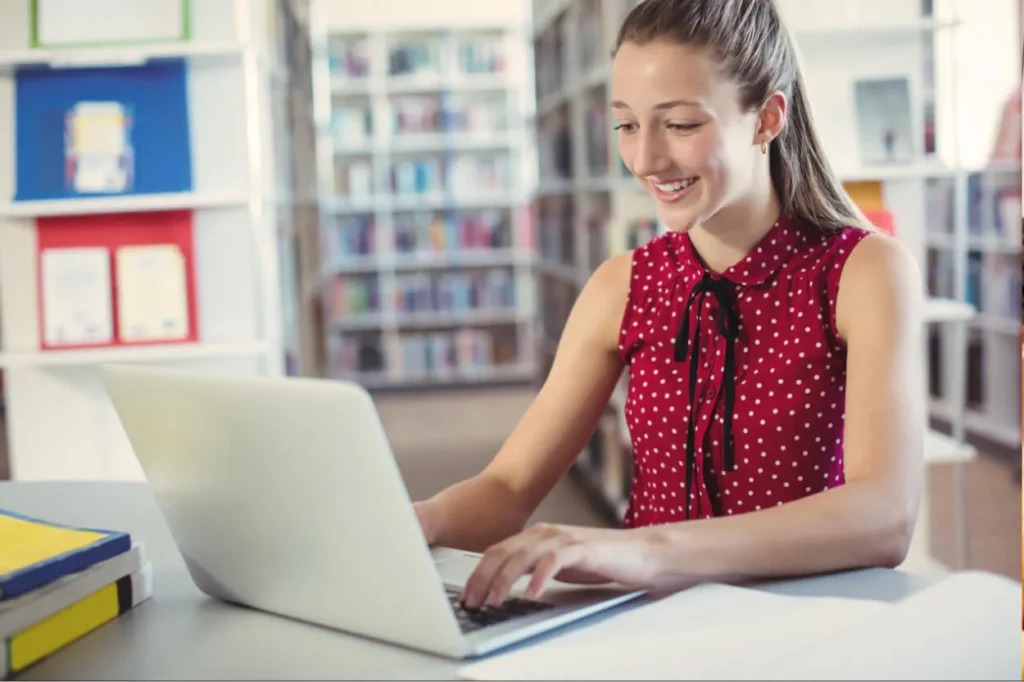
left=459, top=522, right=661, bottom=609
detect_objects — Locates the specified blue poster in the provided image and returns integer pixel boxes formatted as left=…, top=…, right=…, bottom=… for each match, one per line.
left=14, top=59, right=192, bottom=201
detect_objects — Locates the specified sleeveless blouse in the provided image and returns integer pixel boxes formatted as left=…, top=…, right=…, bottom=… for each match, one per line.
left=617, top=212, right=870, bottom=528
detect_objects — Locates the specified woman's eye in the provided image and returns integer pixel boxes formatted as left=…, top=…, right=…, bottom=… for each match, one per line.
left=667, top=123, right=701, bottom=132
left=613, top=123, right=637, bottom=133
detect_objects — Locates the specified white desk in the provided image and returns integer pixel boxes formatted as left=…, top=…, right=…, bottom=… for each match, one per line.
left=0, top=481, right=998, bottom=680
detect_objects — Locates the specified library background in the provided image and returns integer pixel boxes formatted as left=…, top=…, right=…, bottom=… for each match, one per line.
left=0, top=0, right=1020, bottom=579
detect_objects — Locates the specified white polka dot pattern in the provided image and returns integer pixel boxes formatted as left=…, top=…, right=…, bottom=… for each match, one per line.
left=616, top=213, right=870, bottom=527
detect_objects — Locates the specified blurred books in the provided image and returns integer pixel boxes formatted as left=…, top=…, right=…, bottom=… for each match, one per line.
left=0, top=510, right=152, bottom=679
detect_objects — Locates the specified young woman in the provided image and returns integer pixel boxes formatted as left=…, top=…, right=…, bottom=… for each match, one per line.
left=416, top=0, right=925, bottom=610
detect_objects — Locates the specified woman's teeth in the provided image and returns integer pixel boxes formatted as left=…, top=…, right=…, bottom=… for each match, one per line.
left=654, top=178, right=698, bottom=192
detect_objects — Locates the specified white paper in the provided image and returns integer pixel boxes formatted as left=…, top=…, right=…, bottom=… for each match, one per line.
left=760, top=571, right=1022, bottom=681
left=35, top=0, right=185, bottom=46
left=115, top=244, right=189, bottom=342
left=67, top=101, right=132, bottom=194
left=41, top=247, right=114, bottom=347
left=457, top=583, right=888, bottom=680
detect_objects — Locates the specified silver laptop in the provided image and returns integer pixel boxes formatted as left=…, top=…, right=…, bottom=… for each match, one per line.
left=99, top=364, right=644, bottom=659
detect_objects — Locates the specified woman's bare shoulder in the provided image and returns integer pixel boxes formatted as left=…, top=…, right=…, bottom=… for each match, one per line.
left=568, top=250, right=636, bottom=354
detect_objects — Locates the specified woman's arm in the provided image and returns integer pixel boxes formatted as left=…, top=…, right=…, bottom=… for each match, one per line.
left=638, top=233, right=926, bottom=585
left=418, top=252, right=633, bottom=553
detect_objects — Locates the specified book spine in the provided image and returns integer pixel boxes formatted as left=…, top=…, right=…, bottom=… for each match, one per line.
left=2, top=563, right=153, bottom=679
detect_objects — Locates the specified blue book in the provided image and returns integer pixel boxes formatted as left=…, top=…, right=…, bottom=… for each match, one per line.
left=0, top=510, right=131, bottom=601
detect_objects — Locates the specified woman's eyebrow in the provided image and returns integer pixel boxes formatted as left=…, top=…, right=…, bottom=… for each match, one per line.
left=610, top=98, right=703, bottom=110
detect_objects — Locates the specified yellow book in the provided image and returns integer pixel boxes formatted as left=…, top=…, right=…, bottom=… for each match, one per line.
left=0, top=510, right=131, bottom=602
left=842, top=180, right=885, bottom=211
left=1, top=562, right=152, bottom=679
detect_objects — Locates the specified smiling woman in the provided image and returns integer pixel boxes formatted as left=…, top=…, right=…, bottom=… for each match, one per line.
left=413, top=0, right=926, bottom=612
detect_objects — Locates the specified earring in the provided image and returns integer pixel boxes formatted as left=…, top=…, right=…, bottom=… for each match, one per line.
left=761, top=141, right=768, bottom=155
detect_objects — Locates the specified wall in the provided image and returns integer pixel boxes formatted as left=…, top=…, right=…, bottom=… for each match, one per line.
left=322, top=0, right=529, bottom=30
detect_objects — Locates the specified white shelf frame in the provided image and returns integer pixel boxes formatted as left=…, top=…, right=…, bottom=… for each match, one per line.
left=0, top=190, right=251, bottom=217
left=0, top=341, right=270, bottom=368
left=0, top=0, right=290, bottom=481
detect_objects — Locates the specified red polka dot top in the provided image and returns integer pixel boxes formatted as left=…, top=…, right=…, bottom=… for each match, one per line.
left=617, top=211, right=870, bottom=527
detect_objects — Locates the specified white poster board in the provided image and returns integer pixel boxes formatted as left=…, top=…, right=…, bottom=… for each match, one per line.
left=34, top=0, right=188, bottom=47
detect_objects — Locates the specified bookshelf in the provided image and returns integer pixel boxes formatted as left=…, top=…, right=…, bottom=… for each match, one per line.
left=0, top=0, right=294, bottom=481
left=304, top=0, right=538, bottom=389
left=530, top=0, right=1019, bottom=553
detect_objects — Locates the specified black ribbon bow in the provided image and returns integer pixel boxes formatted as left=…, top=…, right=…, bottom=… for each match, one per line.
left=673, top=273, right=740, bottom=519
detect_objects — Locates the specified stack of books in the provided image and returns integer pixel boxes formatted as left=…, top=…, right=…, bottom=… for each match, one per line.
left=0, top=510, right=152, bottom=679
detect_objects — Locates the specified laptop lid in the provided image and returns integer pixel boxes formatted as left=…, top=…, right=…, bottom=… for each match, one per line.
left=99, top=363, right=467, bottom=657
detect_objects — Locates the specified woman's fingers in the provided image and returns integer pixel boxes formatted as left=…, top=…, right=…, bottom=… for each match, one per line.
left=461, top=525, right=592, bottom=609
left=483, top=547, right=544, bottom=607
left=461, top=541, right=522, bottom=608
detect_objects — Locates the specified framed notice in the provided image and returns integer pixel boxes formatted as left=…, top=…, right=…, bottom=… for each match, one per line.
left=40, top=247, right=114, bottom=348
left=31, top=0, right=190, bottom=48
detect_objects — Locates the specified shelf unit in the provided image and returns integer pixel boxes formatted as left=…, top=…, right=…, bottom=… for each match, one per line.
left=304, top=0, right=538, bottom=388
left=0, top=0, right=292, bottom=481
left=530, top=0, right=1016, bottom=568
left=530, top=0, right=671, bottom=526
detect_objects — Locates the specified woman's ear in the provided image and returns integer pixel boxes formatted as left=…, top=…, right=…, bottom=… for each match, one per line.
left=756, top=91, right=787, bottom=146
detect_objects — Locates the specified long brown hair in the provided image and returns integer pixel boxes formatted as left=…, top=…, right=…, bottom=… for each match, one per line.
left=613, top=0, right=873, bottom=233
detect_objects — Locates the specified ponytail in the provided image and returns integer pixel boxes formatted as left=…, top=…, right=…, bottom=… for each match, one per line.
left=769, top=66, right=875, bottom=233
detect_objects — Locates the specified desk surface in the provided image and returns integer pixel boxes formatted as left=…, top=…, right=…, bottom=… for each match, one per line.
left=1, top=481, right=941, bottom=680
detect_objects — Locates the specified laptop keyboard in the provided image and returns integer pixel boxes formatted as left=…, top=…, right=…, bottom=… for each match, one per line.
left=445, top=587, right=554, bottom=633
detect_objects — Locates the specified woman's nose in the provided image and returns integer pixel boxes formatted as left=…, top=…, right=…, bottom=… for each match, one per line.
left=630, top=131, right=669, bottom=178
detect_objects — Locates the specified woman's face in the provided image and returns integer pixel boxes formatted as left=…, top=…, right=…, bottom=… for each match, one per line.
left=610, top=40, right=766, bottom=233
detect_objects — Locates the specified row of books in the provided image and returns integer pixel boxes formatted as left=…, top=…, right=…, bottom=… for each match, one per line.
left=586, top=215, right=608, bottom=273
left=577, top=1, right=604, bottom=74
left=394, top=270, right=516, bottom=313
left=926, top=171, right=1023, bottom=243
left=965, top=171, right=1021, bottom=238
left=327, top=331, right=386, bottom=374
left=331, top=104, right=373, bottom=144
left=965, top=253, right=1020, bottom=320
left=540, top=280, right=577, bottom=347
left=448, top=155, right=511, bottom=194
left=393, top=329, right=518, bottom=377
left=585, top=96, right=610, bottom=178
left=324, top=215, right=376, bottom=258
left=329, top=35, right=506, bottom=80
left=390, top=158, right=442, bottom=195
left=327, top=277, right=381, bottom=317
left=388, top=41, right=442, bottom=78
left=335, top=156, right=512, bottom=199
left=388, top=95, right=509, bottom=136
left=328, top=37, right=371, bottom=79
left=534, top=16, right=566, bottom=102
left=455, top=36, right=507, bottom=75
left=323, top=209, right=515, bottom=259
left=326, top=329, right=519, bottom=377
left=628, top=219, right=662, bottom=249
left=537, top=202, right=575, bottom=265
left=395, top=210, right=511, bottom=253
left=537, top=112, right=573, bottom=180
left=0, top=510, right=153, bottom=679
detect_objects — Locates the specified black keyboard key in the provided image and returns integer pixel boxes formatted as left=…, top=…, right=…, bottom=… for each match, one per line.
left=445, top=587, right=554, bottom=633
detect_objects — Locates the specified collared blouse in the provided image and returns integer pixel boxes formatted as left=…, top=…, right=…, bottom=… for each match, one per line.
left=617, top=212, right=870, bottom=527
